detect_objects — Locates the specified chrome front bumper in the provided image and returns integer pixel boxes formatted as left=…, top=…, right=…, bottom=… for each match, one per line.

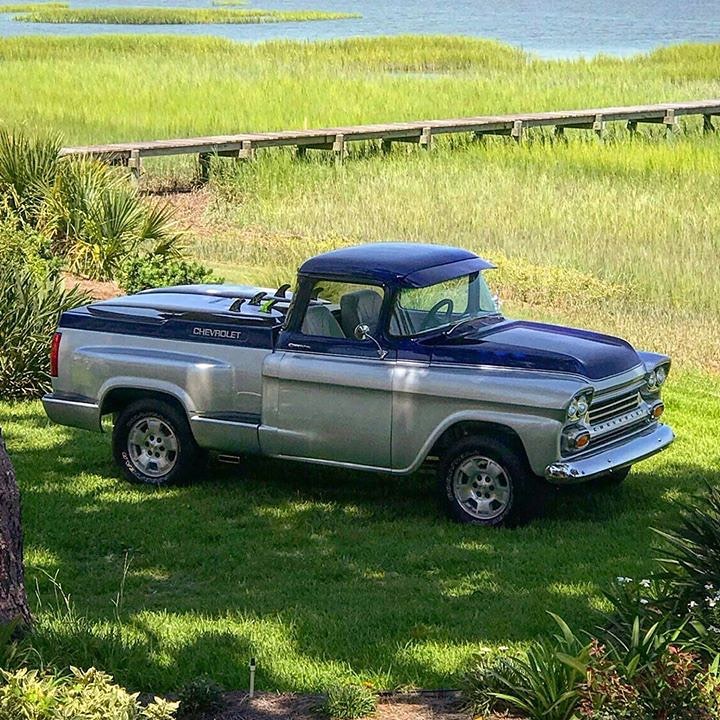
left=545, top=423, right=674, bottom=483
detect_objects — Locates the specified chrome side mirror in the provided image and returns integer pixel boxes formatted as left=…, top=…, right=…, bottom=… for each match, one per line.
left=353, top=323, right=370, bottom=340
left=353, top=323, right=387, bottom=359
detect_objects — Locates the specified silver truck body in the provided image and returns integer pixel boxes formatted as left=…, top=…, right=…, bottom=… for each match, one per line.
left=43, top=244, right=674, bottom=489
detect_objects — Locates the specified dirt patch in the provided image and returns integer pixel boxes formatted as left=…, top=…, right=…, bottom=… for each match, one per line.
left=208, top=691, right=478, bottom=720
left=161, top=190, right=235, bottom=244
left=62, top=272, right=121, bottom=301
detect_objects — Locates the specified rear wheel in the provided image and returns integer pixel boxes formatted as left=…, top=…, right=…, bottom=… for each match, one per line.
left=438, top=436, right=544, bottom=527
left=112, top=399, right=203, bottom=486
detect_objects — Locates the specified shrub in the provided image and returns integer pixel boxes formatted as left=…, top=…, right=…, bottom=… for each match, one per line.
left=177, top=675, right=224, bottom=718
left=654, top=485, right=720, bottom=616
left=465, top=614, right=586, bottom=720
left=0, top=129, right=183, bottom=281
left=323, top=683, right=378, bottom=719
left=44, top=160, right=183, bottom=280
left=118, top=253, right=221, bottom=295
left=0, top=259, right=88, bottom=400
left=0, top=666, right=178, bottom=720
left=0, top=128, right=60, bottom=227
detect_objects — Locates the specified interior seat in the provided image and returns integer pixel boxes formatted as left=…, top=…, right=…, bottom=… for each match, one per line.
left=301, top=304, right=344, bottom=338
left=340, top=289, right=383, bottom=337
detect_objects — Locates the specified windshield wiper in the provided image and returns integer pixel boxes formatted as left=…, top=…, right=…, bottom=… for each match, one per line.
left=443, top=313, right=501, bottom=337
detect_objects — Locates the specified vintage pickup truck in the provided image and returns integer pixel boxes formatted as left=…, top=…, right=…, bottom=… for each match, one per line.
left=43, top=243, right=674, bottom=526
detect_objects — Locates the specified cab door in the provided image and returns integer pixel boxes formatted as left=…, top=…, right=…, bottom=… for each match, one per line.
left=259, top=281, right=394, bottom=468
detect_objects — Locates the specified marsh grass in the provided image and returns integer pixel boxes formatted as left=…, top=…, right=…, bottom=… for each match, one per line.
left=0, top=2, right=65, bottom=11
left=16, top=7, right=359, bottom=24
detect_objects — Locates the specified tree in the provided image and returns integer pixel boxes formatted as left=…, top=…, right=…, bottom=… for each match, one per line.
left=0, top=427, right=30, bottom=627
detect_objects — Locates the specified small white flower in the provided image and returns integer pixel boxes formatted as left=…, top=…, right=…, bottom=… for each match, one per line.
left=689, top=601, right=699, bottom=610
left=640, top=599, right=649, bottom=605
left=640, top=579, right=651, bottom=588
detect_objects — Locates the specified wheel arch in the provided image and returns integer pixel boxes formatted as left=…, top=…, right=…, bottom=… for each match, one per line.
left=430, top=419, right=530, bottom=467
left=100, top=385, right=192, bottom=421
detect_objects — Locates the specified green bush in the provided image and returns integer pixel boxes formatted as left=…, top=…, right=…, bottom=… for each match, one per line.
left=0, top=666, right=178, bottom=720
left=118, top=253, right=221, bottom=295
left=0, top=129, right=183, bottom=281
left=464, top=614, right=586, bottom=720
left=0, top=259, right=88, bottom=400
left=323, top=683, right=377, bottom=719
left=464, top=487, right=720, bottom=720
left=177, top=675, right=224, bottom=718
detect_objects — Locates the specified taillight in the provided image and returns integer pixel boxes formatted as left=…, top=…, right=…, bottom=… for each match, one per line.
left=50, top=332, right=62, bottom=378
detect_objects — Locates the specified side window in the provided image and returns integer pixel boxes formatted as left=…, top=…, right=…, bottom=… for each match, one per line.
left=299, top=280, right=385, bottom=339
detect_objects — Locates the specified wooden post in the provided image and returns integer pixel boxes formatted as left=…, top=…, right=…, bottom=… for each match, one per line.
left=381, top=139, right=392, bottom=154
left=703, top=114, right=715, bottom=133
left=511, top=119, right=523, bottom=143
left=296, top=145, right=308, bottom=159
left=593, top=113, right=605, bottom=139
left=238, top=140, right=255, bottom=161
left=554, top=125, right=565, bottom=139
left=128, top=149, right=142, bottom=183
left=198, top=152, right=212, bottom=182
left=627, top=120, right=638, bottom=135
left=419, top=126, right=433, bottom=151
left=663, top=108, right=677, bottom=140
left=333, top=133, right=346, bottom=166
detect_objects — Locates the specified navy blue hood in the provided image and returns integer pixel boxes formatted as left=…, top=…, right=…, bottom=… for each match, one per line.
left=428, top=320, right=642, bottom=380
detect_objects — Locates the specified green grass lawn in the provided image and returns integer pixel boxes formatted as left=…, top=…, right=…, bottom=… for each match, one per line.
left=2, top=370, right=718, bottom=693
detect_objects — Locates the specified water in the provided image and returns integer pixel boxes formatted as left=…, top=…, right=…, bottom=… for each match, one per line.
left=1, top=0, right=719, bottom=57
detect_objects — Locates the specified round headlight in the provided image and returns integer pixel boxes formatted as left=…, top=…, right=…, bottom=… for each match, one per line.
left=567, top=400, right=579, bottom=420
left=577, top=397, right=589, bottom=416
left=647, top=370, right=658, bottom=390
left=656, top=366, right=667, bottom=387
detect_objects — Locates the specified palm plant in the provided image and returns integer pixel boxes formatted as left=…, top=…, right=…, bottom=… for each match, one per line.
left=0, top=128, right=61, bottom=227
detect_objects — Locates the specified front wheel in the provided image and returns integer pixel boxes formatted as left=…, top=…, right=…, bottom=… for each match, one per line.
left=112, top=399, right=203, bottom=486
left=438, top=436, right=543, bottom=527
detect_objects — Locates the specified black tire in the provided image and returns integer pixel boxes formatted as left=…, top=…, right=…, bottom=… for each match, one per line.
left=112, top=398, right=203, bottom=486
left=438, top=436, right=545, bottom=527
left=595, top=465, right=632, bottom=486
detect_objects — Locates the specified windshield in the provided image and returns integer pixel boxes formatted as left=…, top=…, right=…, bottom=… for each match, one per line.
left=389, top=272, right=499, bottom=337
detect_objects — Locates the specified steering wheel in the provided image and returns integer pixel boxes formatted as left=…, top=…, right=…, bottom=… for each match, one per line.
left=420, top=298, right=454, bottom=331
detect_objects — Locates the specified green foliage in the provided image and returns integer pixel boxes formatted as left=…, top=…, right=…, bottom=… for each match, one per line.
left=323, top=683, right=377, bottom=720
left=654, top=485, right=720, bottom=614
left=0, top=257, right=88, bottom=400
left=0, top=667, right=178, bottom=720
left=16, top=7, right=359, bottom=25
left=0, top=129, right=60, bottom=226
left=465, top=614, right=586, bottom=720
left=44, top=161, right=183, bottom=279
left=0, top=621, right=36, bottom=672
left=0, top=2, right=65, bottom=11
left=177, top=676, right=224, bottom=718
left=0, top=129, right=183, bottom=281
left=118, top=253, right=221, bottom=295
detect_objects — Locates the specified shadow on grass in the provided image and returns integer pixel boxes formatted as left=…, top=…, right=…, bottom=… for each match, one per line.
left=6, top=405, right=719, bottom=693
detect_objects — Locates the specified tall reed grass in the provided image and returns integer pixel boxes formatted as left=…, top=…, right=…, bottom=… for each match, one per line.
left=16, top=7, right=359, bottom=24
left=0, top=35, right=717, bottom=369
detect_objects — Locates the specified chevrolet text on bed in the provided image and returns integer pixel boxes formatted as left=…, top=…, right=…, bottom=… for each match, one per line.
left=43, top=243, right=674, bottom=526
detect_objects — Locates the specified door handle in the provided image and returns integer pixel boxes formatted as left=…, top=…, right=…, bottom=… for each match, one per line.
left=288, top=343, right=311, bottom=350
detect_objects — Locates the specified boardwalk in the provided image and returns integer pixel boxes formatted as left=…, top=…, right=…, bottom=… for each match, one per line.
left=59, top=99, right=720, bottom=179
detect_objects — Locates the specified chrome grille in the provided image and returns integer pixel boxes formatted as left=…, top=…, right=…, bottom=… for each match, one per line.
left=589, top=389, right=641, bottom=426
